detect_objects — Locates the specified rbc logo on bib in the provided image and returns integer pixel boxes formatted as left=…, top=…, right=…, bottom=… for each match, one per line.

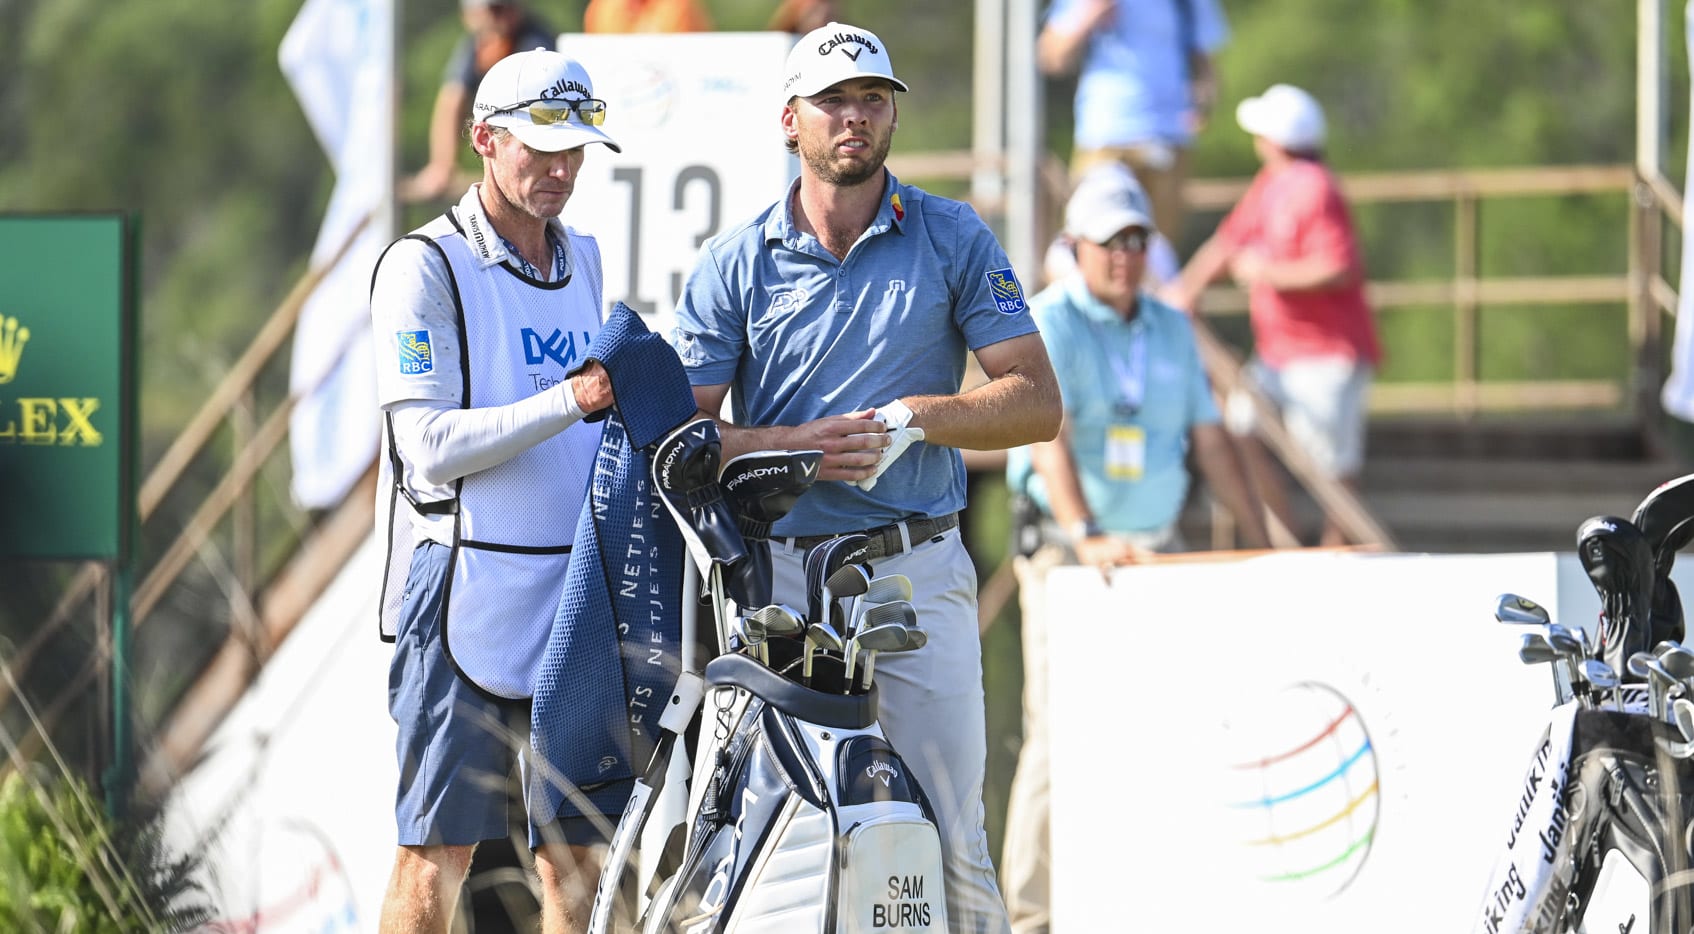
left=985, top=268, right=1026, bottom=314
left=397, top=330, right=433, bottom=375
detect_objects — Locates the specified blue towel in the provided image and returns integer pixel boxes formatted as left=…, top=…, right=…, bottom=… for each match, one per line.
left=529, top=304, right=699, bottom=825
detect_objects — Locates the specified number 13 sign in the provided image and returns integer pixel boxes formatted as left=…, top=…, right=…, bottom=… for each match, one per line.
left=559, top=32, right=799, bottom=338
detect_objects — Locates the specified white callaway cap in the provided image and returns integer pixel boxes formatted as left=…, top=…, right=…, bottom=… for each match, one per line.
left=1064, top=162, right=1156, bottom=242
left=473, top=48, right=621, bottom=153
left=783, top=22, right=910, bottom=99
left=1235, top=83, right=1327, bottom=152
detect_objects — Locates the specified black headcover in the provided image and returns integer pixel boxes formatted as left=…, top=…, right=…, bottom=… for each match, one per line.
left=1630, top=473, right=1694, bottom=578
left=1576, top=515, right=1658, bottom=680
left=805, top=533, right=873, bottom=629
left=652, top=418, right=749, bottom=577
left=720, top=450, right=825, bottom=609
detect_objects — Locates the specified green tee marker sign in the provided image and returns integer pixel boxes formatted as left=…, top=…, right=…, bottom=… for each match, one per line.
left=0, top=215, right=136, bottom=561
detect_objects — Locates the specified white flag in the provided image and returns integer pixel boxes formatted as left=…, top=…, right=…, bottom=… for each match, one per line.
left=280, top=0, right=394, bottom=509
left=1661, top=1, right=1694, bottom=422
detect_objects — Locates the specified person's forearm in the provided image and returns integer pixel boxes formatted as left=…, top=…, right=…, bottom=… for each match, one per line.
left=390, top=384, right=584, bottom=486
left=1171, top=236, right=1233, bottom=310
left=1037, top=24, right=1092, bottom=75
left=699, top=412, right=806, bottom=464
left=901, top=365, right=1060, bottom=451
left=1193, top=426, right=1271, bottom=548
left=687, top=399, right=885, bottom=484
left=1029, top=430, right=1092, bottom=531
left=1259, top=255, right=1356, bottom=292
left=424, top=87, right=467, bottom=176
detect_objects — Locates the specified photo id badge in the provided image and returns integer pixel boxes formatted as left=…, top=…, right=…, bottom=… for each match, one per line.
left=1106, top=425, right=1146, bottom=481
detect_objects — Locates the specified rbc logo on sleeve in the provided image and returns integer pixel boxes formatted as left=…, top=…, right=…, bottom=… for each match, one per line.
left=397, top=329, right=434, bottom=375
left=985, top=268, right=1027, bottom=314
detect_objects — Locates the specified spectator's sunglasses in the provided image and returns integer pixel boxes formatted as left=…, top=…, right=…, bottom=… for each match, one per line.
left=1095, top=229, right=1150, bottom=254
left=492, top=97, right=608, bottom=127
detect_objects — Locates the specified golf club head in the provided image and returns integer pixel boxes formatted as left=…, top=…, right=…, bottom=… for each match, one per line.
left=746, top=604, right=805, bottom=641
left=1518, top=632, right=1559, bottom=666
left=1655, top=643, right=1694, bottom=681
left=1545, top=626, right=1584, bottom=657
left=1575, top=515, right=1656, bottom=677
left=1494, top=593, right=1551, bottom=626
left=851, top=623, right=928, bottom=693
left=1631, top=650, right=1680, bottom=718
left=1630, top=473, right=1694, bottom=578
left=862, top=574, right=914, bottom=607
left=1626, top=651, right=1660, bottom=680
left=802, top=620, right=844, bottom=683
left=852, top=620, right=918, bottom=654
left=856, top=600, right=918, bottom=634
left=805, top=534, right=872, bottom=626
left=846, top=620, right=913, bottom=680
left=1673, top=696, right=1694, bottom=742
left=823, top=563, right=873, bottom=630
left=732, top=613, right=767, bottom=647
left=825, top=563, right=873, bottom=601
left=1581, top=658, right=1620, bottom=692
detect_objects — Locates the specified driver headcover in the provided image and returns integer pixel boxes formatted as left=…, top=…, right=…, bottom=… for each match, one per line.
left=720, top=449, right=825, bottom=609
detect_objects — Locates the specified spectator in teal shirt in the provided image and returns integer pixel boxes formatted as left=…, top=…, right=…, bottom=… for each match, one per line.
left=1001, top=163, right=1268, bottom=934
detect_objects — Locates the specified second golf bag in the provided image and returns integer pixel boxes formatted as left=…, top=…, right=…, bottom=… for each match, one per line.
left=589, top=418, right=948, bottom=933
left=1473, top=474, right=1694, bottom=933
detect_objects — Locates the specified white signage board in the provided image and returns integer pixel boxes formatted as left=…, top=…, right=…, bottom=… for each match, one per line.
left=165, top=539, right=392, bottom=931
left=1043, top=550, right=1685, bottom=931
left=558, top=32, right=799, bottom=338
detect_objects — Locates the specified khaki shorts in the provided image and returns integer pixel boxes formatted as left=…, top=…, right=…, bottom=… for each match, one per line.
left=1226, top=356, right=1373, bottom=477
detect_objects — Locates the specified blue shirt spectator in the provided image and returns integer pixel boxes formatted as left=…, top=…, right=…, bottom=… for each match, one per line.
left=1039, top=0, right=1230, bottom=240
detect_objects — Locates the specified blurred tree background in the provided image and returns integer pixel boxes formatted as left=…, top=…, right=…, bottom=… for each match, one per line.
left=0, top=0, right=1689, bottom=877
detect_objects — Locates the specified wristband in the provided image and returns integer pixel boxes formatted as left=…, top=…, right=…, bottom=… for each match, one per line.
left=1070, top=518, right=1103, bottom=542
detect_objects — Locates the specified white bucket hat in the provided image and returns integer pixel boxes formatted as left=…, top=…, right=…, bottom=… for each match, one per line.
left=783, top=22, right=909, bottom=99
left=473, top=48, right=622, bottom=153
left=1235, top=83, right=1327, bottom=152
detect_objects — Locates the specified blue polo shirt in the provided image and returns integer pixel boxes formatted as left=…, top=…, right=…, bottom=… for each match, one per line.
left=1046, top=0, right=1230, bottom=148
left=672, top=172, right=1040, bottom=536
left=1007, top=276, right=1219, bottom=533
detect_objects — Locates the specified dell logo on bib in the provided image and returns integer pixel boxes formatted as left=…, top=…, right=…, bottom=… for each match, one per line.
left=522, top=328, right=592, bottom=368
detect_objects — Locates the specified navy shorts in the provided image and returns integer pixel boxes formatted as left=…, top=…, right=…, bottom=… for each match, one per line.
left=389, top=541, right=612, bottom=848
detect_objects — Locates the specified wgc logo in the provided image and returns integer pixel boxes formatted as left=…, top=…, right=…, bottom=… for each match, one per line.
left=1220, top=681, right=1380, bottom=900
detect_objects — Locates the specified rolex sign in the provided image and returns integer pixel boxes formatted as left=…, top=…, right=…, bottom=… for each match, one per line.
left=0, top=215, right=135, bottom=560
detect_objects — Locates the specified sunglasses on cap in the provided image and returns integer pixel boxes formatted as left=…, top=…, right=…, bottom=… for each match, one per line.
left=490, top=96, right=608, bottom=127
left=1093, top=229, right=1150, bottom=254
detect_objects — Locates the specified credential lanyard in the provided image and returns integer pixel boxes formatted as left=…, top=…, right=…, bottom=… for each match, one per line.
left=1088, top=317, right=1149, bottom=414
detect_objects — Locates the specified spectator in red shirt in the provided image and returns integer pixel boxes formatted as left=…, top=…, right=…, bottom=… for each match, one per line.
left=1165, top=83, right=1381, bottom=546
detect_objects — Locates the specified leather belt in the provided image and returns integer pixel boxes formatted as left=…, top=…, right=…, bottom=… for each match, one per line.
left=781, top=512, right=961, bottom=562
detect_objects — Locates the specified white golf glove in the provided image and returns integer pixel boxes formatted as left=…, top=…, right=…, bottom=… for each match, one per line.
left=852, top=399, right=924, bottom=491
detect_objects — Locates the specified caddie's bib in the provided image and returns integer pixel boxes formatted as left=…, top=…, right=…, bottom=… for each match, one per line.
left=376, top=209, right=605, bottom=699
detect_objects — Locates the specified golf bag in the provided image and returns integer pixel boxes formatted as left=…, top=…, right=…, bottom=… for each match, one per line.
left=1475, top=703, right=1694, bottom=933
left=1474, top=474, right=1694, bottom=933
left=637, top=652, right=947, bottom=933
left=589, top=422, right=948, bottom=934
